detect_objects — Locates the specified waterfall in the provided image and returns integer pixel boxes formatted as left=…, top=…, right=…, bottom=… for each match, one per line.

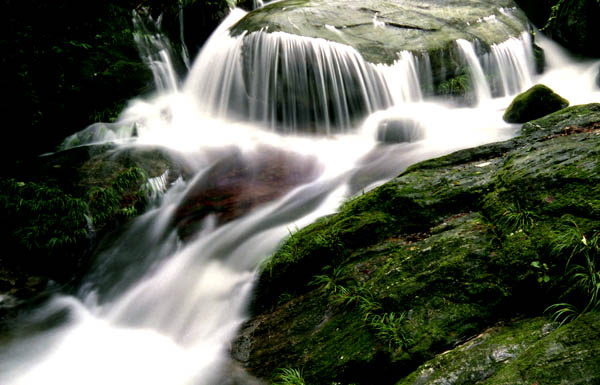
left=185, top=27, right=393, bottom=134
left=456, top=39, right=493, bottom=103
left=456, top=33, right=535, bottom=103
left=2, top=5, right=600, bottom=385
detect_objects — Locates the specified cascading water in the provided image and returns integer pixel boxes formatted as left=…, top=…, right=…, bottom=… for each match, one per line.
left=1, top=6, right=599, bottom=385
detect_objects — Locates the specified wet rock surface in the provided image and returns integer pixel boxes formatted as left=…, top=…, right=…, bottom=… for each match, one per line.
left=231, top=0, right=530, bottom=66
left=173, top=146, right=323, bottom=239
left=231, top=104, right=600, bottom=384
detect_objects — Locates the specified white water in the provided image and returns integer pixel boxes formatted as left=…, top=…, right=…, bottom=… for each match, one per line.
left=2, top=8, right=600, bottom=385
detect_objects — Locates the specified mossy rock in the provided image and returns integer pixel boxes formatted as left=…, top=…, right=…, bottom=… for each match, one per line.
left=397, top=317, right=555, bottom=385
left=485, top=312, right=600, bottom=384
left=236, top=104, right=600, bottom=384
left=502, top=84, right=569, bottom=123
left=230, top=0, right=529, bottom=66
left=544, top=0, right=600, bottom=57
left=0, top=144, right=184, bottom=298
left=399, top=312, right=600, bottom=385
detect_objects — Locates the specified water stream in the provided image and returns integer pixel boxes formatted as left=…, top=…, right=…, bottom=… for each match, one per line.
left=1, top=7, right=599, bottom=385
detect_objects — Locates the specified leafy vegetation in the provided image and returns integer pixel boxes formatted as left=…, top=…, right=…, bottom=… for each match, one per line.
left=436, top=70, right=472, bottom=97
left=0, top=165, right=150, bottom=283
left=547, top=221, right=600, bottom=325
left=272, top=368, right=306, bottom=385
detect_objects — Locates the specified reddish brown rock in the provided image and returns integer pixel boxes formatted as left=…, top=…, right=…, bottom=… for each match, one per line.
left=174, top=145, right=323, bottom=239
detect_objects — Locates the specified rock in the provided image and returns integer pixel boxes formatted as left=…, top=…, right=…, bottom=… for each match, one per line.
left=399, top=312, right=600, bottom=385
left=230, top=0, right=530, bottom=66
left=376, top=119, right=425, bottom=144
left=596, top=65, right=600, bottom=88
left=397, top=317, right=555, bottom=385
left=174, top=146, right=322, bottom=239
left=485, top=312, right=600, bottom=384
left=533, top=43, right=545, bottom=74
left=502, top=84, right=569, bottom=123
left=234, top=104, right=600, bottom=384
left=0, top=144, right=185, bottom=297
left=544, top=0, right=600, bottom=58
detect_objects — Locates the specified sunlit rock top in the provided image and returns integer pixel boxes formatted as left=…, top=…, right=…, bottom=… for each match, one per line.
left=230, top=0, right=529, bottom=65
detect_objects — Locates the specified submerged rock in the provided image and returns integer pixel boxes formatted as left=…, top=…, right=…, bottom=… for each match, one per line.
left=376, top=118, right=425, bottom=144
left=502, top=84, right=569, bottom=123
left=174, top=146, right=323, bottom=239
left=232, top=104, right=600, bottom=384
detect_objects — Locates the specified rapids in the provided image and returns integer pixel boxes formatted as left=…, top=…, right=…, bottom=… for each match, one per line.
left=1, top=6, right=599, bottom=385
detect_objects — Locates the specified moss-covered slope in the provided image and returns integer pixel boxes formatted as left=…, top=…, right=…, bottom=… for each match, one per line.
left=232, top=104, right=600, bottom=384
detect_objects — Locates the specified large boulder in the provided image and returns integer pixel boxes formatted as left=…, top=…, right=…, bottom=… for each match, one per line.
left=231, top=104, right=600, bottom=384
left=226, top=0, right=534, bottom=131
left=502, top=84, right=569, bottom=123
left=230, top=0, right=530, bottom=66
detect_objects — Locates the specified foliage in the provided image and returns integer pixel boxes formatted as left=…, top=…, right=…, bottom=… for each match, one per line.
left=0, top=164, right=149, bottom=281
left=4, top=0, right=154, bottom=161
left=530, top=260, right=550, bottom=283
left=312, top=272, right=410, bottom=353
left=500, top=201, right=538, bottom=233
left=546, top=221, right=600, bottom=325
left=0, top=179, right=89, bottom=254
left=437, top=70, right=472, bottom=97
left=368, top=312, right=412, bottom=352
left=273, top=368, right=306, bottom=385
left=87, top=167, right=149, bottom=227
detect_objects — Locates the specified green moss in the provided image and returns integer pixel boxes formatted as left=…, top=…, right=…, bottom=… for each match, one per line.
left=521, top=103, right=600, bottom=136
left=486, top=312, right=600, bottom=384
left=239, top=104, right=600, bottom=384
left=503, top=84, right=569, bottom=123
left=397, top=317, right=552, bottom=385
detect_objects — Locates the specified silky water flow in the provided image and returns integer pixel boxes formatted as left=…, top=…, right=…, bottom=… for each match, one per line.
left=1, top=7, right=599, bottom=385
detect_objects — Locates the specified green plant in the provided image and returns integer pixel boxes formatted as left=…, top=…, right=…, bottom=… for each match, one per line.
left=531, top=260, right=550, bottom=283
left=368, top=311, right=412, bottom=352
left=1, top=179, right=90, bottom=255
left=500, top=201, right=538, bottom=233
left=542, top=0, right=566, bottom=31
left=273, top=368, right=306, bottom=385
left=437, top=70, right=472, bottom=96
left=309, top=265, right=344, bottom=293
left=546, top=221, right=599, bottom=325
